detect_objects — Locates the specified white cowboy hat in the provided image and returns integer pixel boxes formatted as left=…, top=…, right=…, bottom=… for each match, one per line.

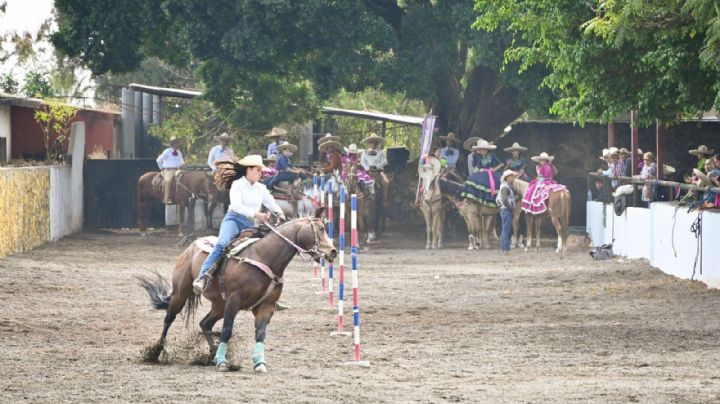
left=439, top=132, right=460, bottom=144
left=237, top=154, right=266, bottom=168
left=503, top=142, right=527, bottom=152
left=214, top=132, right=231, bottom=142
left=689, top=145, right=715, bottom=156
left=693, top=168, right=711, bottom=186
left=362, top=133, right=385, bottom=146
left=663, top=164, right=676, bottom=175
left=531, top=152, right=554, bottom=163
left=277, top=141, right=298, bottom=153
left=500, top=170, right=517, bottom=182
left=264, top=127, right=288, bottom=138
left=319, top=139, right=342, bottom=152
left=463, top=136, right=481, bottom=151
left=471, top=139, right=497, bottom=151
left=637, top=148, right=643, bottom=155
left=598, top=148, right=610, bottom=161
left=318, top=133, right=341, bottom=144
left=607, top=147, right=619, bottom=156
left=344, top=143, right=364, bottom=154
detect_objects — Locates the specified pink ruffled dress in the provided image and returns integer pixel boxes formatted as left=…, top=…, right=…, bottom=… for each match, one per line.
left=341, top=154, right=374, bottom=185
left=521, top=163, right=566, bottom=214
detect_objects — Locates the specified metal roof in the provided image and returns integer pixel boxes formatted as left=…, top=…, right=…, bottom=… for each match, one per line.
left=127, top=83, right=203, bottom=99
left=321, top=107, right=425, bottom=126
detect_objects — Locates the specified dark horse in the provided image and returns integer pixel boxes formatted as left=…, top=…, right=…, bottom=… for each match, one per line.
left=137, top=170, right=217, bottom=236
left=137, top=209, right=337, bottom=372
left=345, top=164, right=377, bottom=245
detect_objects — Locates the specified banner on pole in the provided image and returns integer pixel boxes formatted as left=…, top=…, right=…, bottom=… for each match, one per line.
left=419, top=115, right=436, bottom=160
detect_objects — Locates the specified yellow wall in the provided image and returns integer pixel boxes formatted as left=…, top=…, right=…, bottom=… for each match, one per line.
left=0, top=167, right=50, bottom=257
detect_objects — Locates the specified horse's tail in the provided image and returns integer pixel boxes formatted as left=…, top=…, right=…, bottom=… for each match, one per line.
left=135, top=271, right=171, bottom=310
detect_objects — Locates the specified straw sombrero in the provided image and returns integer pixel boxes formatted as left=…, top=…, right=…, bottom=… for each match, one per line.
left=471, top=139, right=497, bottom=151
left=162, top=136, right=184, bottom=147
left=362, top=133, right=385, bottom=146
left=319, top=139, right=342, bottom=152
left=500, top=170, right=517, bottom=182
left=277, top=141, right=298, bottom=153
left=531, top=152, right=554, bottom=163
left=689, top=145, right=715, bottom=156
left=344, top=143, right=364, bottom=154
left=463, top=136, right=481, bottom=151
left=439, top=132, right=460, bottom=144
left=503, top=142, right=527, bottom=152
left=214, top=132, right=231, bottom=142
left=264, top=127, right=288, bottom=138
left=237, top=154, right=266, bottom=168
left=318, top=133, right=340, bottom=144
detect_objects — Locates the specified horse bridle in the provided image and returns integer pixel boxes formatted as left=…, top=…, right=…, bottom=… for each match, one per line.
left=262, top=218, right=323, bottom=262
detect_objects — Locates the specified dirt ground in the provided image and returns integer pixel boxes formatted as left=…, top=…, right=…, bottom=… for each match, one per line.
left=2, top=225, right=720, bottom=403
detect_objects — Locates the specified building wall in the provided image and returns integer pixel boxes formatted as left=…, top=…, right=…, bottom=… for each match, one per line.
left=0, top=167, right=51, bottom=257
left=9, top=105, right=117, bottom=160
left=0, top=105, right=10, bottom=162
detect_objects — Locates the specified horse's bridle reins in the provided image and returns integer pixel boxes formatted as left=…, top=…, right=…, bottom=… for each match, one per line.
left=261, top=217, right=324, bottom=262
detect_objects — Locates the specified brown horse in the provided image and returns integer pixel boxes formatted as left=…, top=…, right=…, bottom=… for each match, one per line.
left=516, top=179, right=572, bottom=255
left=345, top=165, right=376, bottom=245
left=137, top=210, right=337, bottom=372
left=137, top=171, right=216, bottom=236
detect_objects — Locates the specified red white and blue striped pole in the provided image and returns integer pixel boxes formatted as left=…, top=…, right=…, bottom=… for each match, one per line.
left=327, top=181, right=334, bottom=305
left=331, top=185, right=351, bottom=336
left=311, top=174, right=320, bottom=282
left=346, top=193, right=369, bottom=366
left=317, top=176, right=328, bottom=294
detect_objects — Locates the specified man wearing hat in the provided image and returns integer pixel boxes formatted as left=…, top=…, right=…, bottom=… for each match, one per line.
left=208, top=132, right=233, bottom=173
left=497, top=170, right=517, bottom=253
left=439, top=132, right=460, bottom=172
left=266, top=127, right=288, bottom=158
left=156, top=136, right=186, bottom=204
left=689, top=145, right=715, bottom=172
left=265, top=141, right=304, bottom=189
left=361, top=133, right=390, bottom=206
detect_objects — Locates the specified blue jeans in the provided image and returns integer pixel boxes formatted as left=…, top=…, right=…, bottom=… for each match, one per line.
left=500, top=208, right=513, bottom=252
left=199, top=211, right=254, bottom=276
left=266, top=171, right=303, bottom=188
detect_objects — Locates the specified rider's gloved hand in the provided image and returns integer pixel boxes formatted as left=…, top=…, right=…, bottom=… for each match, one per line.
left=254, top=212, right=271, bottom=222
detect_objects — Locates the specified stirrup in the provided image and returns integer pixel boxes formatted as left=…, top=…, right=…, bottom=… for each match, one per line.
left=192, top=274, right=209, bottom=295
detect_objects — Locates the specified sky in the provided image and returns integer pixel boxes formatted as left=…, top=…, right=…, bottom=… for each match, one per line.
left=1, top=0, right=54, bottom=35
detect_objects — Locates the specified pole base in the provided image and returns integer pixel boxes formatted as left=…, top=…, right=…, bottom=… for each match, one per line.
left=330, top=331, right=352, bottom=336
left=344, top=360, right=371, bottom=367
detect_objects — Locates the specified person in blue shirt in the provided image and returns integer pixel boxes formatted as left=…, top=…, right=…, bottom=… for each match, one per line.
left=503, top=142, right=531, bottom=182
left=265, top=141, right=306, bottom=189
left=265, top=127, right=287, bottom=158
left=439, top=132, right=460, bottom=170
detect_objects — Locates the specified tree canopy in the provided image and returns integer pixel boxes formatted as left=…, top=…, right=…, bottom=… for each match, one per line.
left=474, top=0, right=720, bottom=125
left=52, top=0, right=550, bottom=139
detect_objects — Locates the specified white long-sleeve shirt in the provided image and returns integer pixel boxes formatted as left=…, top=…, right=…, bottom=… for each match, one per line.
left=360, top=149, right=387, bottom=170
left=156, top=148, right=184, bottom=169
left=228, top=177, right=283, bottom=219
left=208, top=145, right=232, bottom=172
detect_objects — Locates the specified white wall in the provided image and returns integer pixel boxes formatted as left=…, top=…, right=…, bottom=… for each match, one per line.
left=0, top=105, right=10, bottom=161
left=587, top=201, right=720, bottom=288
left=49, top=123, right=84, bottom=240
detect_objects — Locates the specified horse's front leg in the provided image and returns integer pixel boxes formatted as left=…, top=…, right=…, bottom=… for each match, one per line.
left=177, top=204, right=186, bottom=238
left=252, top=302, right=276, bottom=373
left=215, top=298, right=240, bottom=372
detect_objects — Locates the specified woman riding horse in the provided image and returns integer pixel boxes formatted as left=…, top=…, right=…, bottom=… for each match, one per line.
left=193, top=155, right=286, bottom=293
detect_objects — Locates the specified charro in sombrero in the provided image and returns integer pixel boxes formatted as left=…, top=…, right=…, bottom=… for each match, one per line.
left=531, top=152, right=554, bottom=163
left=318, top=133, right=340, bottom=145
left=471, top=139, right=497, bottom=151
left=277, top=141, right=298, bottom=153
left=319, top=139, right=342, bottom=152
left=265, top=127, right=288, bottom=138
left=439, top=132, right=460, bottom=144
left=361, top=133, right=385, bottom=146
left=503, top=142, right=527, bottom=152
left=463, top=136, right=481, bottom=151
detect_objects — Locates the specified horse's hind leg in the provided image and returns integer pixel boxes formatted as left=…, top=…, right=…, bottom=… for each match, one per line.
left=214, top=297, right=240, bottom=371
left=252, top=301, right=276, bottom=373
left=551, top=215, right=563, bottom=253
left=534, top=216, right=542, bottom=251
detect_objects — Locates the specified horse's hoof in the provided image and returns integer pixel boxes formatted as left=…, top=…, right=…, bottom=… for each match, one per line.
left=139, top=232, right=147, bottom=237
left=467, top=245, right=474, bottom=250
left=425, top=245, right=431, bottom=249
left=178, top=233, right=185, bottom=238
left=524, top=247, right=529, bottom=253
left=216, top=361, right=229, bottom=372
left=254, top=363, right=267, bottom=373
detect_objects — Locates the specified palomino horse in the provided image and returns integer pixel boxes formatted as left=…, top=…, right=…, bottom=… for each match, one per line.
left=516, top=179, right=572, bottom=254
left=137, top=209, right=337, bottom=372
left=438, top=178, right=503, bottom=249
left=137, top=170, right=216, bottom=237
left=419, top=167, right=445, bottom=249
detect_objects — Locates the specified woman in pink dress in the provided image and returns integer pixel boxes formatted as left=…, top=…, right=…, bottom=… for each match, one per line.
left=521, top=152, right=567, bottom=214
left=341, top=143, right=375, bottom=186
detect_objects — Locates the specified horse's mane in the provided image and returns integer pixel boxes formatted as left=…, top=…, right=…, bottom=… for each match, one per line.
left=438, top=177, right=464, bottom=198
left=513, top=179, right=529, bottom=196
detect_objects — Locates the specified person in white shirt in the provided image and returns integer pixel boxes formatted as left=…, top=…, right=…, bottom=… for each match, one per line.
left=208, top=133, right=233, bottom=173
left=361, top=133, right=390, bottom=207
left=156, top=136, right=186, bottom=204
left=193, top=155, right=285, bottom=293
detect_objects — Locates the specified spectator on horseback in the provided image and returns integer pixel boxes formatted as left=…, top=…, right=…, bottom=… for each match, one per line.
left=265, top=141, right=305, bottom=190
left=633, top=152, right=657, bottom=208
left=320, top=138, right=343, bottom=175
left=156, top=136, right=186, bottom=205
left=497, top=170, right=517, bottom=254
left=521, top=152, right=566, bottom=214
left=208, top=133, right=233, bottom=173
left=342, top=143, right=374, bottom=186
left=265, top=127, right=287, bottom=158
left=361, top=133, right=390, bottom=207
left=193, top=154, right=285, bottom=293
left=261, top=154, right=278, bottom=180
left=503, top=142, right=531, bottom=181
left=439, top=132, right=460, bottom=173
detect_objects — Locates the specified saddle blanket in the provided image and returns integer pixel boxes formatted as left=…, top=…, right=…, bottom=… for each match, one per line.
left=195, top=236, right=260, bottom=258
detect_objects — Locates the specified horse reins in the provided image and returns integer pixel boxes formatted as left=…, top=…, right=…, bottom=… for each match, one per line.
left=261, top=218, right=322, bottom=262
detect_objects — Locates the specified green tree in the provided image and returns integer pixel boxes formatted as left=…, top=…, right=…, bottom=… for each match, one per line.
left=34, top=99, right=78, bottom=162
left=0, top=73, right=18, bottom=93
left=474, top=0, right=718, bottom=125
left=23, top=71, right=54, bottom=98
left=53, top=0, right=551, bottom=140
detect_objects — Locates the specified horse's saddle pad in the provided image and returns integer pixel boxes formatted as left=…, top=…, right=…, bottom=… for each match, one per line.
left=195, top=236, right=260, bottom=258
